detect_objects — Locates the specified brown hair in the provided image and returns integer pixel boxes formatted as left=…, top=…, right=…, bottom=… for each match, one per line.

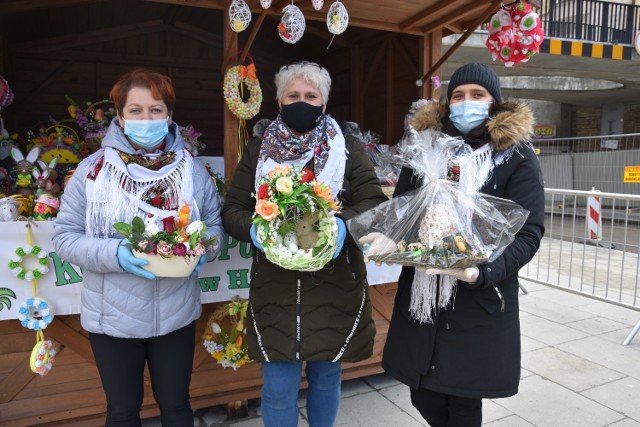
left=109, top=68, right=176, bottom=115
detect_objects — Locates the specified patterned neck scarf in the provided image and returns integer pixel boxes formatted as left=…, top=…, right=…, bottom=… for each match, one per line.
left=117, top=150, right=177, bottom=171
left=261, top=115, right=335, bottom=173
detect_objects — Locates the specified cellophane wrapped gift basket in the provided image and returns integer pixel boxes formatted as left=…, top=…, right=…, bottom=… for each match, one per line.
left=346, top=128, right=529, bottom=322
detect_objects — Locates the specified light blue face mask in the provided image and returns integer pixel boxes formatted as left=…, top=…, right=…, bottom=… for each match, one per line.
left=449, top=100, right=491, bottom=135
left=123, top=118, right=169, bottom=150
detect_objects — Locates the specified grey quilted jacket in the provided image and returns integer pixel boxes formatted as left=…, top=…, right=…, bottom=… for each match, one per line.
left=52, top=119, right=224, bottom=338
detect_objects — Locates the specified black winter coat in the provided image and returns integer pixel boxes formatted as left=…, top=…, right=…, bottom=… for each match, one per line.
left=222, top=128, right=388, bottom=363
left=381, top=100, right=545, bottom=399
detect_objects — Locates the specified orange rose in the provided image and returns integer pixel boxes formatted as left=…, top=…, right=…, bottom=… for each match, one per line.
left=255, top=199, right=280, bottom=221
left=268, top=165, right=291, bottom=179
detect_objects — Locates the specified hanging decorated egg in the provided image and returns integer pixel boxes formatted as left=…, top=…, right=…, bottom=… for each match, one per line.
left=327, top=1, right=349, bottom=35
left=260, top=0, right=271, bottom=8
left=312, top=0, right=324, bottom=11
left=229, top=0, right=252, bottom=33
left=278, top=4, right=306, bottom=44
left=0, top=76, right=14, bottom=108
left=485, top=3, right=544, bottom=67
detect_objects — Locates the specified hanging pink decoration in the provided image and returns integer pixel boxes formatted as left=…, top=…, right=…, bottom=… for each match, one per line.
left=0, top=76, right=14, bottom=108
left=486, top=2, right=545, bottom=67
left=312, top=0, right=324, bottom=11
left=260, top=0, right=271, bottom=9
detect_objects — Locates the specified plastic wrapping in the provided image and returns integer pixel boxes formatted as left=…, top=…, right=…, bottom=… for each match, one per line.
left=346, top=128, right=529, bottom=269
left=360, top=131, right=398, bottom=186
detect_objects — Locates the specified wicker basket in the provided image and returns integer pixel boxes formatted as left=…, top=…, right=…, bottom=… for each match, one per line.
left=82, top=100, right=114, bottom=153
left=260, top=209, right=338, bottom=272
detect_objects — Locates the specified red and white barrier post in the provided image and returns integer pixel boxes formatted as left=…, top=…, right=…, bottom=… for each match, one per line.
left=587, top=187, right=602, bottom=241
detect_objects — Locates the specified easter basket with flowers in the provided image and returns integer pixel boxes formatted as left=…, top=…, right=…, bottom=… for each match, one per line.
left=66, top=97, right=116, bottom=153
left=253, top=165, right=340, bottom=272
left=113, top=203, right=218, bottom=277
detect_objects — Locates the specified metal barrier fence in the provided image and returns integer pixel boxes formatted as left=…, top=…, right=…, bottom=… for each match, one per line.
left=534, top=133, right=640, bottom=197
left=540, top=0, right=640, bottom=45
left=519, top=187, right=640, bottom=345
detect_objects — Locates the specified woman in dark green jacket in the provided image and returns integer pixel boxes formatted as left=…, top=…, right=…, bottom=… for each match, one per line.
left=222, top=61, right=387, bottom=427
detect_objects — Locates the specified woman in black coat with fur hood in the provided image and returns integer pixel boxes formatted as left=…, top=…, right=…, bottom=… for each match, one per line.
left=378, top=63, right=545, bottom=426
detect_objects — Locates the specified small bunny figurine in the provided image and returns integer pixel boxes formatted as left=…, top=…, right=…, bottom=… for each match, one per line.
left=296, top=211, right=321, bottom=249
left=37, top=158, right=61, bottom=195
left=10, top=145, right=40, bottom=196
left=32, top=167, right=49, bottom=197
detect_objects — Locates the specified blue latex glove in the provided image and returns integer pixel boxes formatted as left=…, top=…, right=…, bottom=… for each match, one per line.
left=192, top=255, right=207, bottom=275
left=116, top=239, right=156, bottom=280
left=250, top=224, right=263, bottom=251
left=333, top=217, right=347, bottom=259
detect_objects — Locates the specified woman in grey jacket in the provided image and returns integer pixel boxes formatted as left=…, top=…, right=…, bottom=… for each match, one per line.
left=52, top=68, right=224, bottom=427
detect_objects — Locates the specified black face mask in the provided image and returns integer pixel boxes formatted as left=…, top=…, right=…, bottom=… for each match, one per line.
left=280, top=102, right=324, bottom=133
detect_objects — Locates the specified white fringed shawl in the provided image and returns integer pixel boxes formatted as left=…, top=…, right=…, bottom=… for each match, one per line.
left=84, top=147, right=197, bottom=238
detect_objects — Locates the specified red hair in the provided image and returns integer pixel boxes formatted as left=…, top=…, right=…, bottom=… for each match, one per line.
left=109, top=68, right=176, bottom=114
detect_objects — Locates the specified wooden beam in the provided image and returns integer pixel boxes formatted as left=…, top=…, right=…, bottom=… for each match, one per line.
left=222, top=8, right=240, bottom=183
left=420, top=1, right=493, bottom=35
left=145, top=0, right=228, bottom=10
left=239, top=9, right=269, bottom=65
left=47, top=318, right=96, bottom=364
left=0, top=352, right=32, bottom=404
left=0, top=0, right=105, bottom=14
left=418, top=29, right=442, bottom=100
left=400, top=2, right=453, bottom=31
left=417, top=0, right=501, bottom=84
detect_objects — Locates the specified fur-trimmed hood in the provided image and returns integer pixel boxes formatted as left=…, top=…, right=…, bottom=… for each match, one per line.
left=409, top=100, right=534, bottom=151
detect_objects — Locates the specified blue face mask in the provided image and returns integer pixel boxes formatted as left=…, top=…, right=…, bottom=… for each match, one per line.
left=123, top=118, right=169, bottom=150
left=449, top=100, right=491, bottom=135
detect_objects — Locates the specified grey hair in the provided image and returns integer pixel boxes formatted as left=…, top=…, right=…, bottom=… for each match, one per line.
left=275, top=61, right=331, bottom=104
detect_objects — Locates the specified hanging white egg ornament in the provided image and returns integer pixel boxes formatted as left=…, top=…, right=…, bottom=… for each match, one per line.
left=327, top=0, right=349, bottom=35
left=260, top=0, right=271, bottom=9
left=229, top=0, right=252, bottom=33
left=278, top=4, right=306, bottom=44
left=312, top=0, right=324, bottom=11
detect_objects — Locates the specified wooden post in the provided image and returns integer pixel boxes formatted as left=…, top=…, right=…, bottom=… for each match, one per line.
left=418, top=29, right=442, bottom=100
left=222, top=8, right=239, bottom=184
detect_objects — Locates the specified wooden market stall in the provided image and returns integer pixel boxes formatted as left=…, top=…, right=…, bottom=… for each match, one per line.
left=0, top=1, right=504, bottom=425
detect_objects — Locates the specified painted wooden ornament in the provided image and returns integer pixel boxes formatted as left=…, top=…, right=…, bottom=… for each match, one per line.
left=278, top=4, right=306, bottom=44
left=327, top=0, right=349, bottom=35
left=229, top=0, right=252, bottom=33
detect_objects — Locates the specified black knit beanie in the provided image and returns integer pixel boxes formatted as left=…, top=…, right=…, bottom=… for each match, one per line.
left=447, top=63, right=502, bottom=103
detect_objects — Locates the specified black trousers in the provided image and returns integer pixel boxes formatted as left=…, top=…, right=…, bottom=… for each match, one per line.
left=410, top=388, right=482, bottom=427
left=89, top=321, right=196, bottom=427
